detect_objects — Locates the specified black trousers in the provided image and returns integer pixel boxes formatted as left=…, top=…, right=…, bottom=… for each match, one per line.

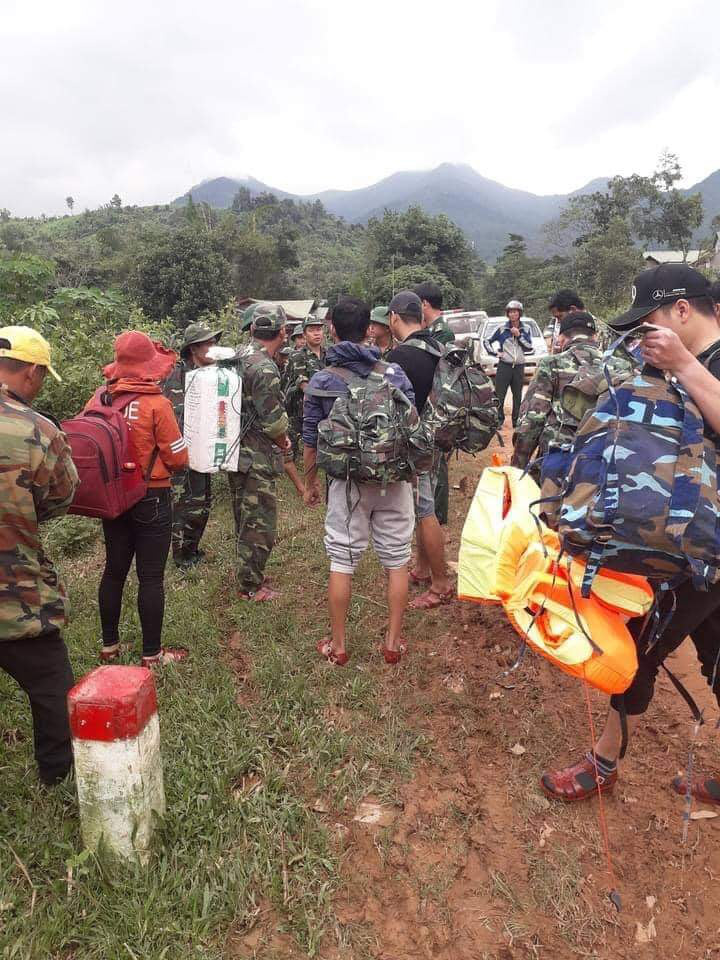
left=610, top=579, right=720, bottom=716
left=495, top=361, right=524, bottom=427
left=0, top=629, right=74, bottom=785
left=99, top=489, right=172, bottom=658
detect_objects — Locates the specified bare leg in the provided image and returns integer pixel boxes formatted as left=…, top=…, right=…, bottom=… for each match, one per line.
left=385, top=566, right=408, bottom=652
left=594, top=706, right=641, bottom=763
left=328, top=571, right=352, bottom=657
left=417, top=515, right=450, bottom=594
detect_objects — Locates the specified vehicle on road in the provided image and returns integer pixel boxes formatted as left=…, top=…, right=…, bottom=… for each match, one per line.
left=441, top=310, right=488, bottom=348
left=470, top=317, right=548, bottom=379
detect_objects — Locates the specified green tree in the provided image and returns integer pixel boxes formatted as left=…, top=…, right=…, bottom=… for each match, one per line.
left=110, top=194, right=122, bottom=209
left=0, top=253, right=56, bottom=318
left=366, top=206, right=477, bottom=292
left=130, top=229, right=232, bottom=329
left=372, top=263, right=465, bottom=307
left=66, top=196, right=74, bottom=213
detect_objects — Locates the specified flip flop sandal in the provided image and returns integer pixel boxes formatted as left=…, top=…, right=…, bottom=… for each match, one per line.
left=409, top=588, right=455, bottom=610
left=381, top=638, right=409, bottom=664
left=316, top=637, right=349, bottom=667
left=540, top=755, right=618, bottom=802
left=237, top=586, right=280, bottom=602
left=672, top=774, right=720, bottom=805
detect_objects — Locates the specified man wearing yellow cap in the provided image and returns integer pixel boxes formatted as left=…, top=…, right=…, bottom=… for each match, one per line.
left=0, top=326, right=79, bottom=786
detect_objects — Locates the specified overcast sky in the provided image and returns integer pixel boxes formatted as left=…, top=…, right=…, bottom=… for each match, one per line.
left=3, top=0, right=719, bottom=216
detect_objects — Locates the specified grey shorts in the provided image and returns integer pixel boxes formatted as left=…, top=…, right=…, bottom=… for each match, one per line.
left=415, top=451, right=442, bottom=520
left=324, top=478, right=415, bottom=575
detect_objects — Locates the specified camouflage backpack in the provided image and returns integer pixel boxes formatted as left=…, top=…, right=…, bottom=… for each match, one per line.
left=538, top=344, right=633, bottom=527
left=557, top=353, right=720, bottom=596
left=307, top=362, right=433, bottom=484
left=407, top=340, right=499, bottom=453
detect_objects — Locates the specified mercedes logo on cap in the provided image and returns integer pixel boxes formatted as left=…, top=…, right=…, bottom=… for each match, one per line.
left=652, top=289, right=665, bottom=301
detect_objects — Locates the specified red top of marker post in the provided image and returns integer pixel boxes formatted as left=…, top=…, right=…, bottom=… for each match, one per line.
left=68, top=666, right=158, bottom=742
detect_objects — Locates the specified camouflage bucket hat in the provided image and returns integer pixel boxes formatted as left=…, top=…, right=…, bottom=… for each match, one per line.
left=290, top=323, right=305, bottom=340
left=302, top=315, right=325, bottom=331
left=370, top=305, right=390, bottom=328
left=181, top=321, right=223, bottom=356
left=251, top=302, right=288, bottom=334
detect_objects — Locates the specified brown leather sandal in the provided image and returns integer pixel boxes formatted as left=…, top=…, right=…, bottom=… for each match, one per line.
left=541, top=754, right=618, bottom=802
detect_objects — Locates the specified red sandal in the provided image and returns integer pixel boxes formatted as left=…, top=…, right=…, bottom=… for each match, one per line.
left=316, top=637, right=349, bottom=667
left=381, top=638, right=408, bottom=664
left=540, top=754, right=618, bottom=802
left=409, top=587, right=454, bottom=610
left=672, top=773, right=720, bottom=805
left=409, top=569, right=431, bottom=586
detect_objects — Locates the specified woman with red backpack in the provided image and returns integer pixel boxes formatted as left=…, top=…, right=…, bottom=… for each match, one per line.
left=95, top=332, right=189, bottom=667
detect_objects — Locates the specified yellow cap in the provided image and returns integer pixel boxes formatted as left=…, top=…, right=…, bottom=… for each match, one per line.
left=0, top=325, right=61, bottom=381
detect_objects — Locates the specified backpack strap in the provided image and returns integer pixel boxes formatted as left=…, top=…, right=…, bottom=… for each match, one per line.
left=304, top=365, right=356, bottom=399
left=404, top=337, right=443, bottom=359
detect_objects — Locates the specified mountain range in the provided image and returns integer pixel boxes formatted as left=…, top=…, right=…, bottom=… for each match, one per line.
left=172, top=163, right=720, bottom=261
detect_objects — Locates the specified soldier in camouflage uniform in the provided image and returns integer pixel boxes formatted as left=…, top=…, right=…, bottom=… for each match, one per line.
left=163, top=321, right=223, bottom=569
left=227, top=304, right=291, bottom=601
left=284, top=316, right=326, bottom=458
left=511, top=311, right=631, bottom=480
left=0, top=326, right=79, bottom=786
left=368, top=305, right=395, bottom=359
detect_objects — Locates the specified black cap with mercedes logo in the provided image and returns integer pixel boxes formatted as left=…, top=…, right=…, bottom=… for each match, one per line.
left=610, top=263, right=712, bottom=330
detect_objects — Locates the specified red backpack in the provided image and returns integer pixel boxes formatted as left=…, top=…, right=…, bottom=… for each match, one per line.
left=62, top=389, right=157, bottom=520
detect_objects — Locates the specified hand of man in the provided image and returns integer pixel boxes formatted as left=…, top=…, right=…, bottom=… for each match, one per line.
left=303, top=481, right=321, bottom=508
left=640, top=327, right=693, bottom=374
left=511, top=327, right=520, bottom=337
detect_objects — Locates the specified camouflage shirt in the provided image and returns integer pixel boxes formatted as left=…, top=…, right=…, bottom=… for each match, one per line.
left=233, top=342, right=289, bottom=475
left=427, top=316, right=455, bottom=346
left=0, top=388, right=79, bottom=642
left=162, top=359, right=191, bottom=432
left=511, top=336, right=631, bottom=469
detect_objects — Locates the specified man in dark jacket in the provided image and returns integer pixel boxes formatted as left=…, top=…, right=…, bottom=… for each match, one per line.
left=303, top=298, right=416, bottom=666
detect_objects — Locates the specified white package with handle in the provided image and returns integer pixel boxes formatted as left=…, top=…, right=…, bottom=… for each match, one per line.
left=183, top=364, right=242, bottom=473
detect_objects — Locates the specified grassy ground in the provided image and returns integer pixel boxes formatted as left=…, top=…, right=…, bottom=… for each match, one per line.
left=0, top=479, right=423, bottom=959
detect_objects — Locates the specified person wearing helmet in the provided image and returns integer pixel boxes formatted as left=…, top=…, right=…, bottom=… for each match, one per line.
left=486, top=300, right=532, bottom=427
left=289, top=324, right=306, bottom=351
left=163, top=320, right=223, bottom=570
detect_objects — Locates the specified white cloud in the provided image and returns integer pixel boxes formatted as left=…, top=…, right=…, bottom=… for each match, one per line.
left=2, top=0, right=719, bottom=216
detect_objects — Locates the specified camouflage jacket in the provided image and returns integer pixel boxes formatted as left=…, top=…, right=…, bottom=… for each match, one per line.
left=162, top=359, right=190, bottom=432
left=427, top=316, right=455, bottom=346
left=0, top=388, right=79, bottom=642
left=284, top=346, right=326, bottom=418
left=233, top=342, right=289, bottom=476
left=511, top=337, right=631, bottom=469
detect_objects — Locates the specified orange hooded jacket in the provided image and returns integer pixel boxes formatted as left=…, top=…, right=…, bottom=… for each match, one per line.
left=106, top=379, right=188, bottom=487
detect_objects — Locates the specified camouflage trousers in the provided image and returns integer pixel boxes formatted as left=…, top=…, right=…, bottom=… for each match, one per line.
left=227, top=467, right=277, bottom=593
left=288, top=416, right=303, bottom=461
left=171, top=468, right=212, bottom=560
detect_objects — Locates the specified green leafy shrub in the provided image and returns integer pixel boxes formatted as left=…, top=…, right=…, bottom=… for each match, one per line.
left=42, top=515, right=99, bottom=557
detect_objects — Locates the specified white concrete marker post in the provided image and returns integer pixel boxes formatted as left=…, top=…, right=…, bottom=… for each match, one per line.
left=68, top=665, right=165, bottom=864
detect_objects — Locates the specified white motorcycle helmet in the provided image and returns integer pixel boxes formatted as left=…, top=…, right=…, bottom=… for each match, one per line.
left=505, top=299, right=524, bottom=316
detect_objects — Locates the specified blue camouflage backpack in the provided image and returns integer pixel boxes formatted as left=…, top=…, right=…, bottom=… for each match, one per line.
left=557, top=352, right=720, bottom=596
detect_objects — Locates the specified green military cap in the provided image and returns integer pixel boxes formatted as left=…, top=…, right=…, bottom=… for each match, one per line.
left=370, top=305, right=390, bottom=328
left=181, top=321, right=223, bottom=356
left=302, top=315, right=325, bottom=331
left=290, top=324, right=305, bottom=340
left=251, top=302, right=288, bottom=334
left=278, top=345, right=293, bottom=357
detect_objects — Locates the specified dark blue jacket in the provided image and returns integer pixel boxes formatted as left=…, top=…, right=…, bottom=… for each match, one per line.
left=302, top=341, right=416, bottom=448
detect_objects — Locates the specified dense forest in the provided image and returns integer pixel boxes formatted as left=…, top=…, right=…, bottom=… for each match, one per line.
left=1, top=152, right=717, bottom=423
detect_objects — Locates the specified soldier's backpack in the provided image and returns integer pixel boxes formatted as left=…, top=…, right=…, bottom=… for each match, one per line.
left=307, top=362, right=433, bottom=484
left=538, top=347, right=633, bottom=527
left=557, top=356, right=720, bottom=596
left=407, top=339, right=499, bottom=453
left=62, top=389, right=157, bottom=520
